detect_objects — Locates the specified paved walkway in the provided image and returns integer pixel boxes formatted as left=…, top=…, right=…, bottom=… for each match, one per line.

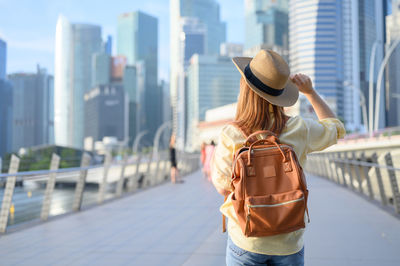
left=1, top=171, right=400, bottom=266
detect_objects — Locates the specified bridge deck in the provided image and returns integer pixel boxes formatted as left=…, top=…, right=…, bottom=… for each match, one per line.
left=1, top=171, right=400, bottom=266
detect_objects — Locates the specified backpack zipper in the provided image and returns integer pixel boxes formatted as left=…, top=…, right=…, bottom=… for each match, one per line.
left=247, top=196, right=304, bottom=208
left=251, top=145, right=292, bottom=153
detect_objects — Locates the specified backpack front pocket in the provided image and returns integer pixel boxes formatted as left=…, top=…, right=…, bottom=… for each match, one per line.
left=244, top=190, right=306, bottom=237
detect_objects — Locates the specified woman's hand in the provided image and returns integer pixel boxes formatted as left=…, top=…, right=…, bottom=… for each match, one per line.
left=290, top=73, right=314, bottom=95
left=290, top=73, right=336, bottom=119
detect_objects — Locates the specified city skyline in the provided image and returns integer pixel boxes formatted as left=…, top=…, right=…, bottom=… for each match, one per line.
left=0, top=0, right=245, bottom=81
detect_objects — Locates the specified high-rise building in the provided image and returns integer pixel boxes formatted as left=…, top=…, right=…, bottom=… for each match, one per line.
left=84, top=84, right=128, bottom=146
left=54, top=15, right=102, bottom=148
left=117, top=11, right=160, bottom=141
left=104, top=35, right=112, bottom=56
left=290, top=0, right=344, bottom=118
left=0, top=79, right=13, bottom=156
left=244, top=0, right=289, bottom=58
left=289, top=0, right=385, bottom=132
left=386, top=0, right=400, bottom=127
left=180, top=17, right=206, bottom=70
left=170, top=0, right=226, bottom=148
left=176, top=17, right=207, bottom=147
left=123, top=63, right=147, bottom=146
left=8, top=66, right=54, bottom=152
left=92, top=52, right=111, bottom=87
left=220, top=43, right=244, bottom=58
left=186, top=54, right=241, bottom=149
left=0, top=38, right=6, bottom=80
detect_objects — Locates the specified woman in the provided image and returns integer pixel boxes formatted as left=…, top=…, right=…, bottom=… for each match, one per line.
left=169, top=134, right=180, bottom=184
left=211, top=50, right=346, bottom=265
left=203, top=140, right=216, bottom=181
left=200, top=142, right=207, bottom=177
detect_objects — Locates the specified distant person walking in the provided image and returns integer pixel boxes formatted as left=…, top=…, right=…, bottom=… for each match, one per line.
left=211, top=50, right=346, bottom=265
left=200, top=142, right=207, bottom=177
left=169, top=135, right=181, bottom=184
left=203, top=141, right=216, bottom=181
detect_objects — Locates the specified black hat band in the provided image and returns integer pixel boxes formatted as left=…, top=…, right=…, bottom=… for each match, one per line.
left=244, top=64, right=284, bottom=96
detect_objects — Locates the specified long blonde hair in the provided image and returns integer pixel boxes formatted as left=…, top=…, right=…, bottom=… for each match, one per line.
left=235, top=78, right=289, bottom=136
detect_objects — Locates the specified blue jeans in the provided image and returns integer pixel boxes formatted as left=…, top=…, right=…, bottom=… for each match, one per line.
left=226, top=236, right=304, bottom=266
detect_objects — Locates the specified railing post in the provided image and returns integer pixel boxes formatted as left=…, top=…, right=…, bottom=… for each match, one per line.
left=332, top=153, right=342, bottom=185
left=384, top=152, right=400, bottom=214
left=343, top=152, right=355, bottom=190
left=98, top=152, right=112, bottom=203
left=135, top=152, right=144, bottom=189
left=145, top=151, right=153, bottom=187
left=337, top=153, right=347, bottom=186
left=371, top=153, right=388, bottom=206
left=0, top=155, right=20, bottom=233
left=40, top=154, right=60, bottom=221
left=162, top=153, right=170, bottom=181
left=329, top=153, right=339, bottom=184
left=72, top=153, right=91, bottom=211
left=360, top=153, right=374, bottom=199
left=128, top=153, right=141, bottom=191
left=116, top=156, right=127, bottom=197
left=323, top=153, right=331, bottom=180
left=154, top=152, right=162, bottom=184
left=351, top=152, right=364, bottom=194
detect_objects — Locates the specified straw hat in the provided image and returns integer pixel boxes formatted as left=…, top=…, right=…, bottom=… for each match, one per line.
left=232, top=49, right=298, bottom=107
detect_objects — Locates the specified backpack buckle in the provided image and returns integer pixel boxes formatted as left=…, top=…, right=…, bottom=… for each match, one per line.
left=284, top=161, right=292, bottom=172
left=247, top=165, right=256, bottom=176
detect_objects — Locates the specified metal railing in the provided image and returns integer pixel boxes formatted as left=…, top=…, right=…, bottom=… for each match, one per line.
left=306, top=151, right=400, bottom=217
left=0, top=150, right=200, bottom=233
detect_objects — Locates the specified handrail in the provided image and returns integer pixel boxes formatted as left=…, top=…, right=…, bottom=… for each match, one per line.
left=0, top=148, right=201, bottom=233
left=306, top=150, right=400, bottom=217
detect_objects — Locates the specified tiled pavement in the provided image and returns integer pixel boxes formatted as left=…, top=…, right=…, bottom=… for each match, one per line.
left=1, top=171, right=400, bottom=266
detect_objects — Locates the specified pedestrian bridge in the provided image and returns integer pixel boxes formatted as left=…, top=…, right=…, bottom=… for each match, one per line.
left=1, top=169, right=400, bottom=266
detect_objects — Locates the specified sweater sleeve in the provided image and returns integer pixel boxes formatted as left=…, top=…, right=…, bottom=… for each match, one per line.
left=304, top=117, right=346, bottom=154
left=211, top=126, right=235, bottom=192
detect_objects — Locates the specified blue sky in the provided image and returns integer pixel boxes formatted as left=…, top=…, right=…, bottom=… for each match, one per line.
left=0, top=0, right=245, bottom=81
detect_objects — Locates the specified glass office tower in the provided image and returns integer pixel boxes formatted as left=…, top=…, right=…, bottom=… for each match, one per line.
left=8, top=66, right=54, bottom=152
left=117, top=11, right=161, bottom=141
left=186, top=55, right=241, bottom=148
left=170, top=0, right=226, bottom=148
left=0, top=38, right=6, bottom=80
left=245, top=0, right=289, bottom=58
left=54, top=15, right=102, bottom=148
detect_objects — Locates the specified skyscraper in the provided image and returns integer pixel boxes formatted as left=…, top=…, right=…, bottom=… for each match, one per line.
left=92, top=52, right=111, bottom=87
left=0, top=38, right=6, bottom=80
left=0, top=79, right=13, bottom=156
left=386, top=0, right=400, bottom=127
left=180, top=17, right=206, bottom=70
left=105, top=35, right=112, bottom=56
left=176, top=17, right=207, bottom=147
left=170, top=0, right=226, bottom=148
left=220, top=43, right=244, bottom=58
left=289, top=0, right=385, bottom=131
left=117, top=11, right=160, bottom=140
left=186, top=54, right=241, bottom=148
left=84, top=84, right=127, bottom=144
left=289, top=0, right=344, bottom=119
left=54, top=15, right=102, bottom=148
left=8, top=66, right=54, bottom=152
left=244, top=0, right=289, bottom=58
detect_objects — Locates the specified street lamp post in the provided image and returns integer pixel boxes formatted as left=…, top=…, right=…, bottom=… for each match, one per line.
left=344, top=81, right=368, bottom=132
left=368, top=40, right=381, bottom=135
left=374, top=38, right=400, bottom=131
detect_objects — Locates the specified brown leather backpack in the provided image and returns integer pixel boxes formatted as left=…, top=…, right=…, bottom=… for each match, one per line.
left=223, top=124, right=309, bottom=237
